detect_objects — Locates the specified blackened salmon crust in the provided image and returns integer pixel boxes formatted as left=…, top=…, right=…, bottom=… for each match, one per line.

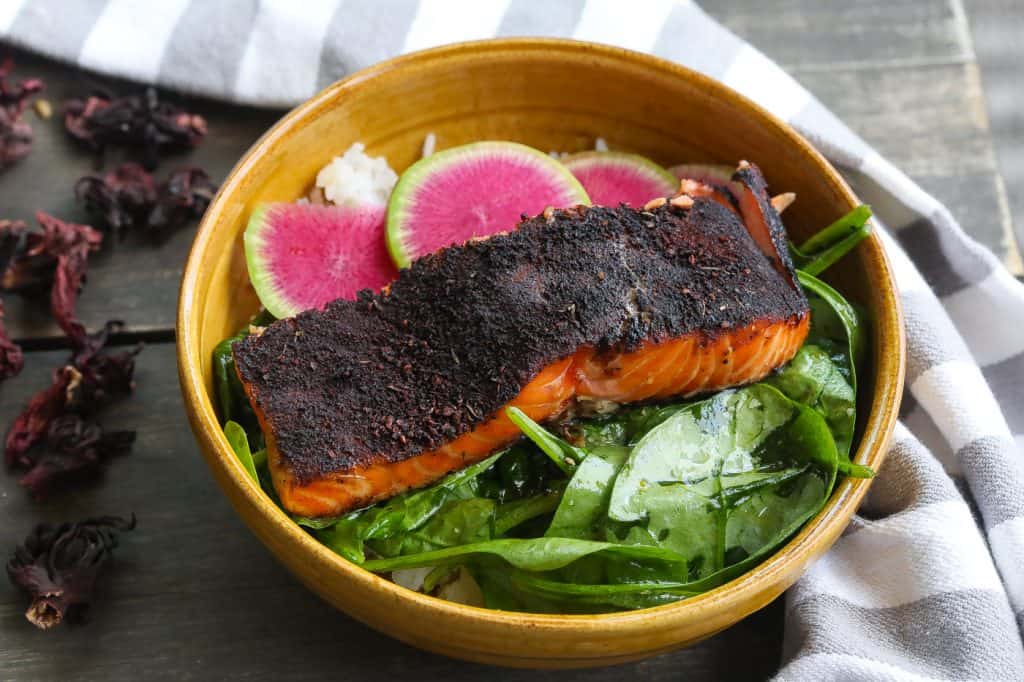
left=233, top=198, right=808, bottom=484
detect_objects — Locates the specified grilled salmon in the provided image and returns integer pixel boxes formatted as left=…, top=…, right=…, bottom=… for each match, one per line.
left=233, top=162, right=810, bottom=517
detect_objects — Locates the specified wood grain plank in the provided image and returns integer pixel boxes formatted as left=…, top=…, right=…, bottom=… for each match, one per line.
left=708, top=3, right=1022, bottom=272
left=709, top=0, right=967, bottom=69
left=0, top=343, right=784, bottom=680
left=963, top=0, right=1024, bottom=270
left=0, top=46, right=282, bottom=343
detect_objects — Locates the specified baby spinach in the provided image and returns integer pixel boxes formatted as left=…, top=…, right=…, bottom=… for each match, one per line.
left=607, top=384, right=838, bottom=581
left=506, top=407, right=584, bottom=475
left=545, top=445, right=629, bottom=539
left=361, top=536, right=688, bottom=574
left=768, top=344, right=856, bottom=455
left=798, top=270, right=866, bottom=391
left=790, top=205, right=872, bottom=276
left=224, top=420, right=259, bottom=483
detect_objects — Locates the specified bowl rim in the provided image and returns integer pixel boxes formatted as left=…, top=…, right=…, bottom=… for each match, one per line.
left=177, top=37, right=905, bottom=633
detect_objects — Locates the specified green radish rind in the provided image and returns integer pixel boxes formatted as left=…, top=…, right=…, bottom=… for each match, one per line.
left=386, top=141, right=591, bottom=269
left=242, top=204, right=295, bottom=320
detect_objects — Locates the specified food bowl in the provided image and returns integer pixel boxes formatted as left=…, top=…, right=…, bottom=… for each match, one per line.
left=177, top=39, right=904, bottom=668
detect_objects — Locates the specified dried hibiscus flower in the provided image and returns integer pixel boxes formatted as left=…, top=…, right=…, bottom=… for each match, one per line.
left=74, top=163, right=156, bottom=236
left=75, top=163, right=216, bottom=239
left=147, top=166, right=217, bottom=233
left=0, top=57, right=44, bottom=169
left=0, top=299, right=23, bottom=379
left=18, top=414, right=135, bottom=498
left=7, top=515, right=135, bottom=629
left=5, top=321, right=140, bottom=470
left=0, top=212, right=103, bottom=343
left=64, top=87, right=206, bottom=169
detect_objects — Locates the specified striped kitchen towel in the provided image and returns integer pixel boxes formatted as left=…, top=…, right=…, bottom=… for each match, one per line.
left=3, top=1, right=1022, bottom=679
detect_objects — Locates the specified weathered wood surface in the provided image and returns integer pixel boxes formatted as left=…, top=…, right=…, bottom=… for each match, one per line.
left=0, top=0, right=1016, bottom=679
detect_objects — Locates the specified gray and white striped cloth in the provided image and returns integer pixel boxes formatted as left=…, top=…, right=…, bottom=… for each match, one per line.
left=4, top=1, right=1021, bottom=678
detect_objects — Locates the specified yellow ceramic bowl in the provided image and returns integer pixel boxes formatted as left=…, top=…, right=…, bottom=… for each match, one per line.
left=177, top=39, right=905, bottom=668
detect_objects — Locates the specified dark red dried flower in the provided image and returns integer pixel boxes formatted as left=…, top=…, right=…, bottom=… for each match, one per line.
left=74, top=162, right=157, bottom=236
left=75, top=163, right=216, bottom=238
left=69, top=321, right=141, bottom=406
left=4, top=322, right=140, bottom=470
left=147, top=166, right=216, bottom=233
left=5, top=366, right=75, bottom=468
left=18, top=414, right=135, bottom=498
left=26, top=212, right=103, bottom=345
left=0, top=299, right=23, bottom=380
left=0, top=218, right=50, bottom=292
left=64, top=87, right=206, bottom=169
left=7, top=515, right=135, bottom=629
left=0, top=57, right=44, bottom=169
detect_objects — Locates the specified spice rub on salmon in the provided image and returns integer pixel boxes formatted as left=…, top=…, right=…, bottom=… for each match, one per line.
left=233, top=163, right=810, bottom=517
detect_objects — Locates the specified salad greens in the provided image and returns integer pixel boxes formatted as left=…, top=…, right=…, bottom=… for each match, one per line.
left=213, top=205, right=876, bottom=613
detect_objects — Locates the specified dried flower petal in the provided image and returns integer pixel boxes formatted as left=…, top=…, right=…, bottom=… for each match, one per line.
left=69, top=321, right=141, bottom=406
left=18, top=414, right=135, bottom=498
left=0, top=299, right=23, bottom=380
left=7, top=515, right=135, bottom=629
left=64, top=88, right=206, bottom=169
left=29, top=212, right=103, bottom=345
left=146, top=167, right=216, bottom=234
left=74, top=163, right=157, bottom=237
left=4, top=322, right=139, bottom=469
left=76, top=164, right=216, bottom=239
left=5, top=366, right=75, bottom=468
left=0, top=218, right=49, bottom=292
left=0, top=58, right=44, bottom=169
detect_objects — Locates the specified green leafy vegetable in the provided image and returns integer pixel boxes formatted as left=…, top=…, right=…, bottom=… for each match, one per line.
left=506, top=407, right=583, bottom=474
left=224, top=420, right=259, bottom=482
left=768, top=344, right=856, bottom=454
left=317, top=450, right=506, bottom=563
left=798, top=270, right=866, bottom=391
left=607, top=384, right=838, bottom=581
left=362, top=536, right=688, bottom=574
left=790, top=205, right=872, bottom=276
left=545, top=445, right=629, bottom=539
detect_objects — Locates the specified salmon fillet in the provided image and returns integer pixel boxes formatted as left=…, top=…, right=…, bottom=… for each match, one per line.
left=233, top=162, right=809, bottom=517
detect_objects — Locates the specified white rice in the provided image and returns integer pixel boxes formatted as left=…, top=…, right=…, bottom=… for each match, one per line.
left=315, top=142, right=397, bottom=207
left=421, top=132, right=437, bottom=158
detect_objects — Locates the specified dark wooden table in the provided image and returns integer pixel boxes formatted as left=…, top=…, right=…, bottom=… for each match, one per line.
left=0, top=2, right=1016, bottom=679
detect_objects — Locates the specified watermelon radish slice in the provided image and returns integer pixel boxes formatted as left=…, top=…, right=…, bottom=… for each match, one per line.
left=244, top=202, right=398, bottom=318
left=563, top=151, right=677, bottom=208
left=386, top=141, right=590, bottom=268
left=668, top=163, right=735, bottom=185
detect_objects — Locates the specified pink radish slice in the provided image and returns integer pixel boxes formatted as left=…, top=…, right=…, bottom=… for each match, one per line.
left=563, top=151, right=677, bottom=208
left=244, top=202, right=398, bottom=318
left=386, top=141, right=590, bottom=268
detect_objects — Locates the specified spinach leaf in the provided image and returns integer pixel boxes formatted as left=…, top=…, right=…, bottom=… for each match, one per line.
left=798, top=270, right=866, bottom=391
left=361, top=536, right=688, bottom=574
left=224, top=420, right=259, bottom=483
left=469, top=566, right=697, bottom=613
left=768, top=344, right=856, bottom=455
left=546, top=445, right=630, bottom=539
left=790, top=205, right=872, bottom=276
left=316, top=450, right=506, bottom=563
left=606, top=384, right=838, bottom=581
left=506, top=407, right=584, bottom=474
